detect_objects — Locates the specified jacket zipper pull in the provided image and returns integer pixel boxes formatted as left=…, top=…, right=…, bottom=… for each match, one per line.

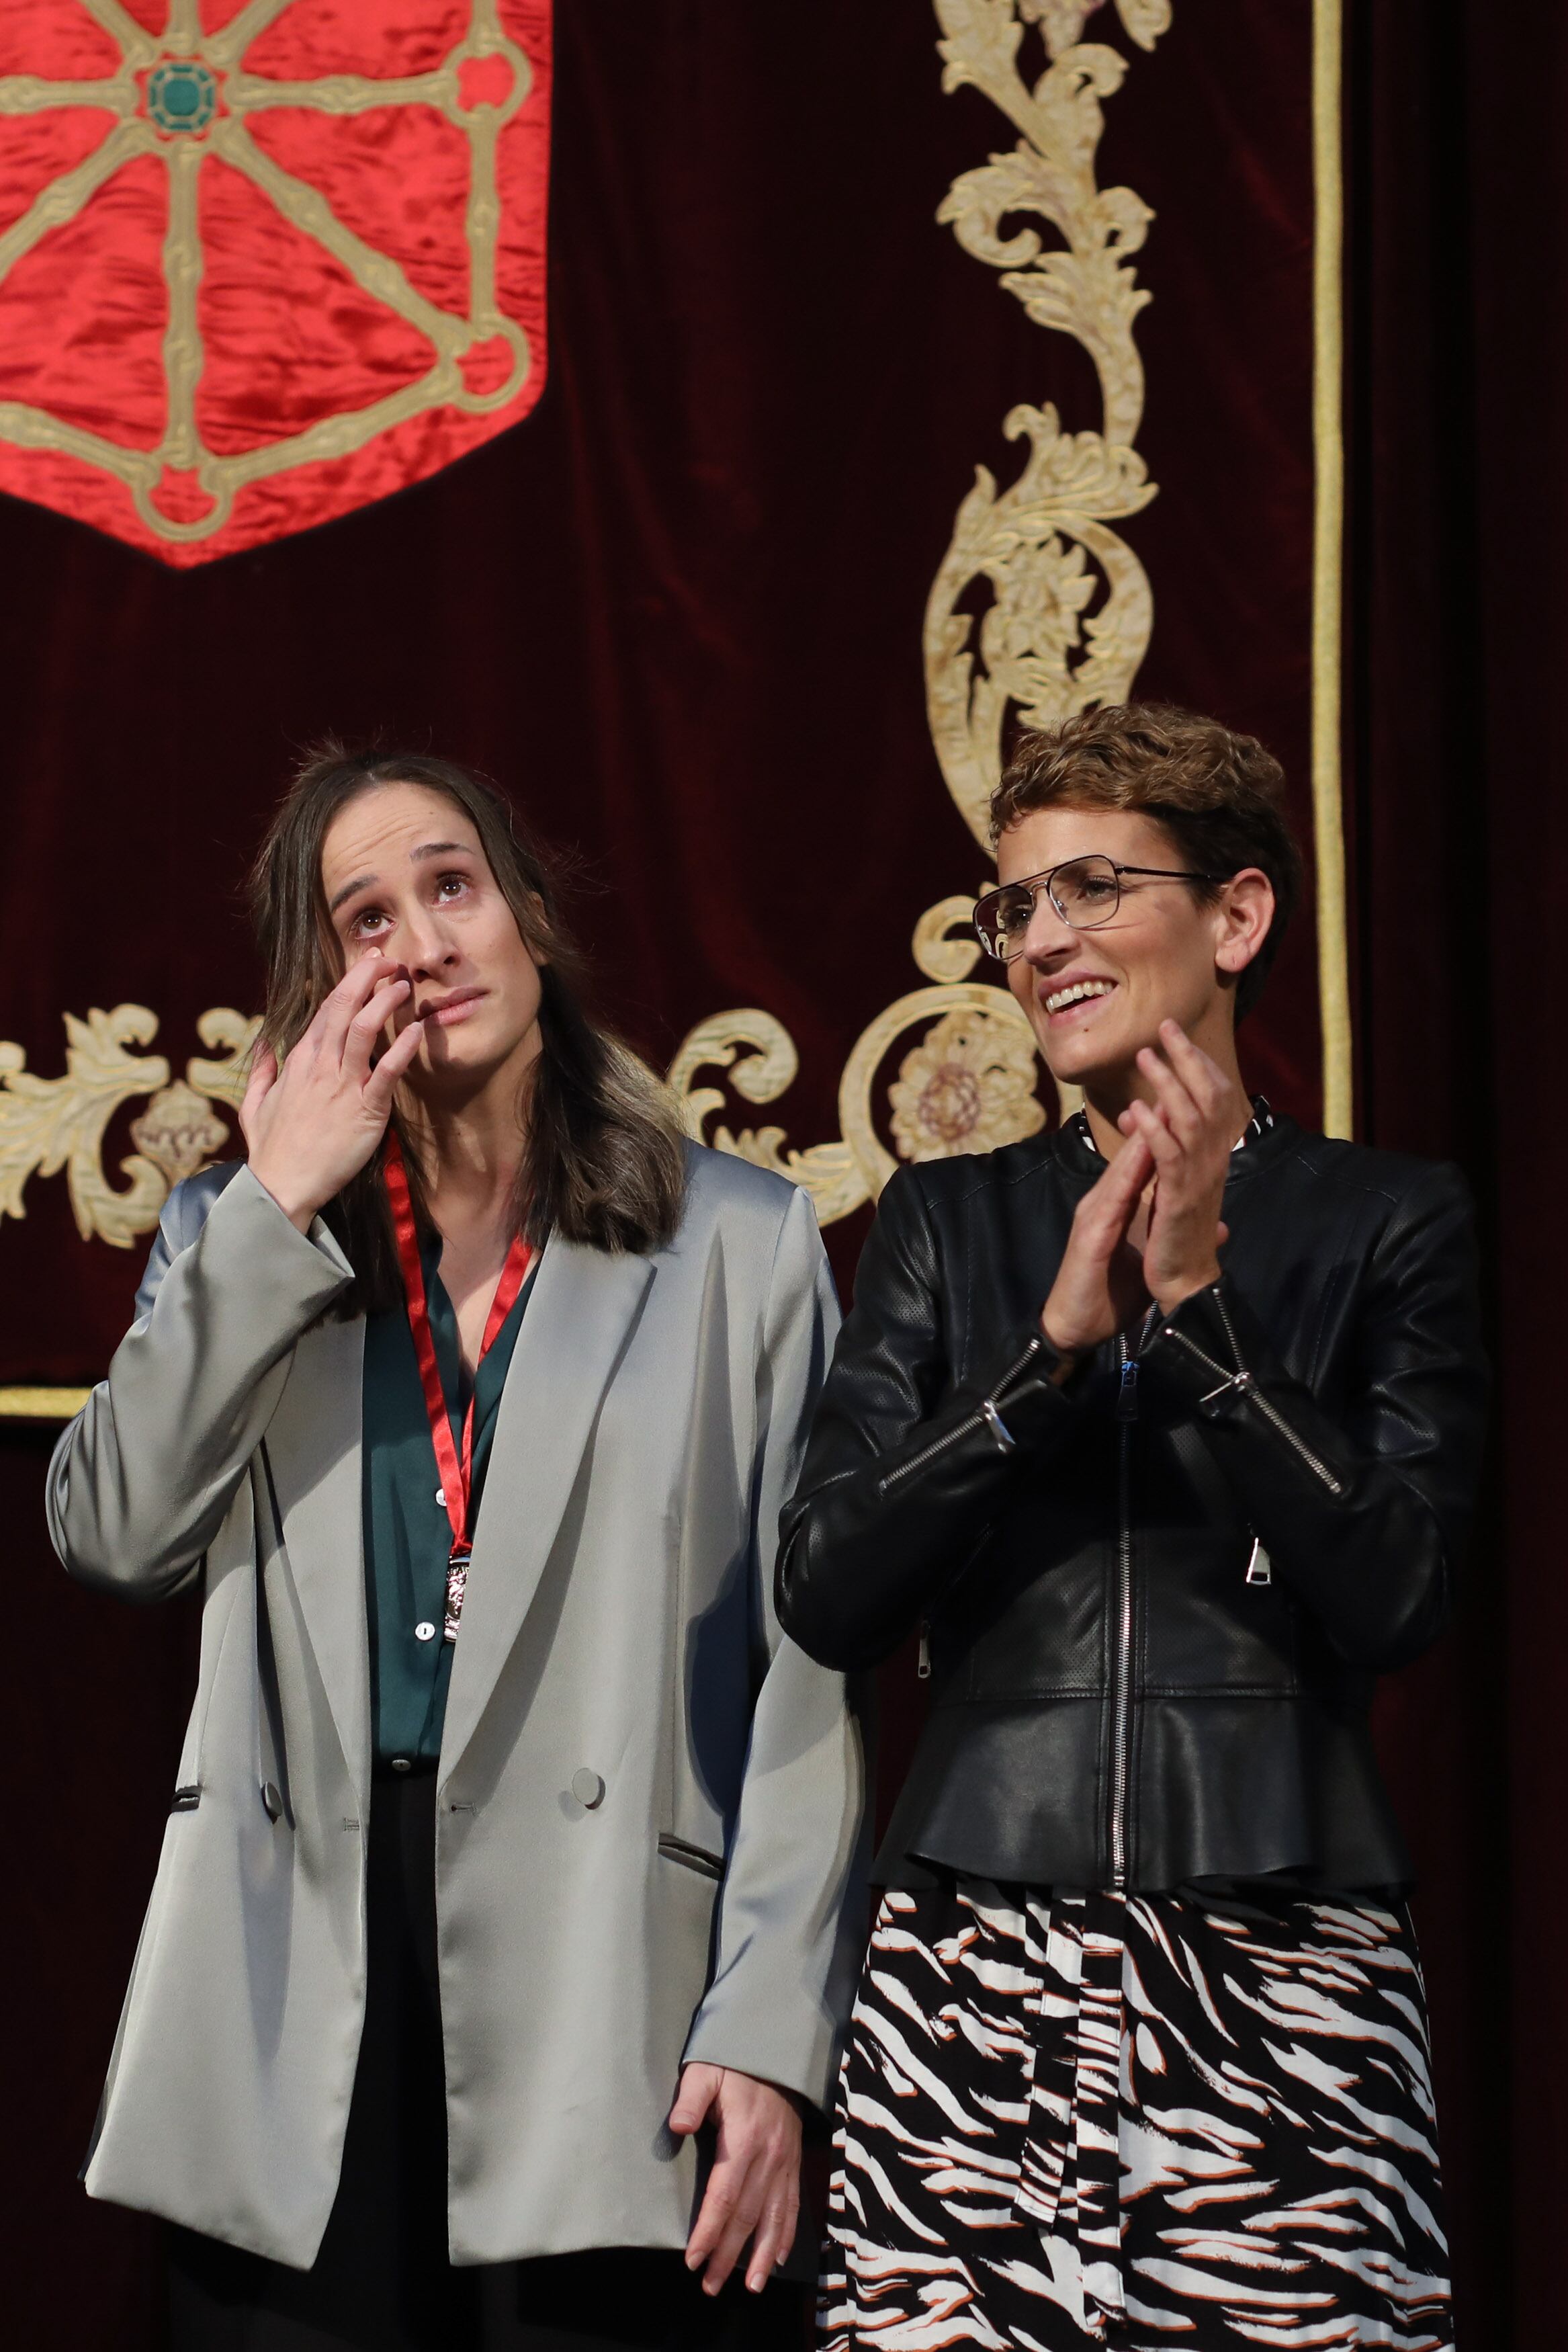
left=1244, top=1534, right=1272, bottom=1585
left=917, top=1622, right=932, bottom=1679
left=1117, top=1353, right=1139, bottom=1422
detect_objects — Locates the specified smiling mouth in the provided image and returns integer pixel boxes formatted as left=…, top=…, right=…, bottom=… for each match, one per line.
left=1042, top=978, right=1117, bottom=1018
left=418, top=989, right=486, bottom=1026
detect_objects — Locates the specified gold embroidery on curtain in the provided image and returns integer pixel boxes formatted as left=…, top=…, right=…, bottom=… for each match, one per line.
left=666, top=0, right=1170, bottom=1214
left=5, top=1, right=1356, bottom=1409
left=0, top=1007, right=257, bottom=1249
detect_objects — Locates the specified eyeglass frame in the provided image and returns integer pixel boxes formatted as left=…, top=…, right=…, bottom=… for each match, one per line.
left=972, top=855, right=1231, bottom=963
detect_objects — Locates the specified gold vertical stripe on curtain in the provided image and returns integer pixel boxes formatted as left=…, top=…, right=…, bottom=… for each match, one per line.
left=1313, top=0, right=1353, bottom=1138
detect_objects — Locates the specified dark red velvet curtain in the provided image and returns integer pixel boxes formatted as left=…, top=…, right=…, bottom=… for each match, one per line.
left=0, top=2, right=1553, bottom=2343
left=1340, top=2, right=1568, bottom=2341
left=0, top=0, right=1325, bottom=1390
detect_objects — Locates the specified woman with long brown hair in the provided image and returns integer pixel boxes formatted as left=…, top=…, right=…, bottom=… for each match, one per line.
left=50, top=748, right=865, bottom=2352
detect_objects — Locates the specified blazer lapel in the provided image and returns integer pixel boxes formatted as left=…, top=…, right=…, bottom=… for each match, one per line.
left=262, top=1313, right=370, bottom=1809
left=438, top=1234, right=656, bottom=1787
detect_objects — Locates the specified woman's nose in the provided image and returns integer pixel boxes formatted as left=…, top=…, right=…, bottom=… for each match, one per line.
left=397, top=910, right=456, bottom=973
left=1021, top=891, right=1075, bottom=961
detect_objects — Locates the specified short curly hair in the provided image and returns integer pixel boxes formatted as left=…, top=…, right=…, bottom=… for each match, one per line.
left=990, top=702, right=1303, bottom=1019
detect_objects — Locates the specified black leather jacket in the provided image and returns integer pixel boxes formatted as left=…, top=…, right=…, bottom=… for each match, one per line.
left=777, top=1110, right=1487, bottom=1894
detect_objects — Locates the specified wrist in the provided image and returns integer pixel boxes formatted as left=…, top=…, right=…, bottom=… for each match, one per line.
left=247, top=1157, right=321, bottom=1235
left=1039, top=1306, right=1086, bottom=1378
left=1151, top=1263, right=1222, bottom=1319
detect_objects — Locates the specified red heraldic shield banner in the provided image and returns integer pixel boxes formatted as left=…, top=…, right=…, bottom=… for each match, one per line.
left=0, top=1, right=552, bottom=564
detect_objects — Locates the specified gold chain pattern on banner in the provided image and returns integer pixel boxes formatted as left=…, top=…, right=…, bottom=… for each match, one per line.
left=666, top=0, right=1168, bottom=1218
left=0, top=0, right=533, bottom=545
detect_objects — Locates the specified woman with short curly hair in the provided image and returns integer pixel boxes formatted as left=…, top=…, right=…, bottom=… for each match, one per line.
left=780, top=703, right=1485, bottom=2352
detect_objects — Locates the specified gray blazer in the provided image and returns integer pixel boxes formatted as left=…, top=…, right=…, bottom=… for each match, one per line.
left=49, top=1144, right=867, bottom=2269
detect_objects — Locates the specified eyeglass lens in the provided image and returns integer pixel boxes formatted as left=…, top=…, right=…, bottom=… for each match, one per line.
left=978, top=856, right=1120, bottom=958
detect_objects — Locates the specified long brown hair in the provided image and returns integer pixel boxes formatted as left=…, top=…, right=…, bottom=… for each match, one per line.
left=248, top=745, right=687, bottom=1308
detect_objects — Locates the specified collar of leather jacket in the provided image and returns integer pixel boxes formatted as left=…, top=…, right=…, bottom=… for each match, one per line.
left=1055, top=1091, right=1281, bottom=1187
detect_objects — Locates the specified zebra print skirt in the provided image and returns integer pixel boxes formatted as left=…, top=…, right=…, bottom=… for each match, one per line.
left=821, top=1880, right=1452, bottom=2351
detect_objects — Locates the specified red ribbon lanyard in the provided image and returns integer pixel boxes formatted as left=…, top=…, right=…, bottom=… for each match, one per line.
left=383, top=1134, right=533, bottom=1640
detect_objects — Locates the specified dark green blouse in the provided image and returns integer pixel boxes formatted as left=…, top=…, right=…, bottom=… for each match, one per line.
left=361, top=1236, right=532, bottom=1767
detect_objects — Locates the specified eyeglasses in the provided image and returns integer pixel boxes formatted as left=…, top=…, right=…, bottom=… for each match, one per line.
left=972, top=853, right=1229, bottom=962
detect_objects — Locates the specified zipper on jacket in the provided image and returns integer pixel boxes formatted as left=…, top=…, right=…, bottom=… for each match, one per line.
left=1160, top=1316, right=1344, bottom=1495
left=877, top=1338, right=1041, bottom=1494
left=891, top=1340, right=1043, bottom=1674
left=1211, top=1289, right=1345, bottom=1494
left=879, top=1419, right=979, bottom=1493
left=1109, top=1339, right=1138, bottom=1890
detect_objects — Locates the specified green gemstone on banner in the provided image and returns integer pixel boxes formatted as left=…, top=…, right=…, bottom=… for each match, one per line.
left=147, top=61, right=218, bottom=135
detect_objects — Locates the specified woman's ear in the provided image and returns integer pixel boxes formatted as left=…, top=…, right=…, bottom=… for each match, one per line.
left=525, top=890, right=552, bottom=970
left=1214, top=868, right=1275, bottom=976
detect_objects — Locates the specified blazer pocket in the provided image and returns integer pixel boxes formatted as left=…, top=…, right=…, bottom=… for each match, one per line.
left=658, top=1834, right=724, bottom=1882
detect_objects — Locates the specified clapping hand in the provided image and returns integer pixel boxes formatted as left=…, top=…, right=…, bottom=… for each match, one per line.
left=1118, top=1019, right=1239, bottom=1316
left=1040, top=1126, right=1156, bottom=1358
left=1041, top=1020, right=1238, bottom=1355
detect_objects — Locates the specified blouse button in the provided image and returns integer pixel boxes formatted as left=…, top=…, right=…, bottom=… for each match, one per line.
left=415, top=1621, right=437, bottom=1643
left=435, top=1486, right=447, bottom=1508
left=570, top=1769, right=605, bottom=1810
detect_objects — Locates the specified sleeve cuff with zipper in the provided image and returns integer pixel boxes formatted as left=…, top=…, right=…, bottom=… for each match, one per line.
left=1139, top=1276, right=1351, bottom=1497
left=1137, top=1273, right=1451, bottom=1669
left=775, top=1325, right=1084, bottom=1671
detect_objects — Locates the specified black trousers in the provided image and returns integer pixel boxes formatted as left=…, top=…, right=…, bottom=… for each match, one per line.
left=168, top=1772, right=802, bottom=2352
